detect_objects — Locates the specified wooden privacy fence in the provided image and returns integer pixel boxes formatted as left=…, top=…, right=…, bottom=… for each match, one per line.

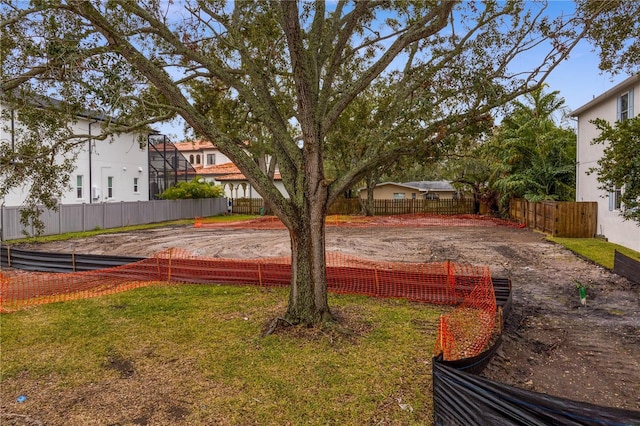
left=327, top=198, right=362, bottom=215
left=509, top=199, right=597, bottom=238
left=230, top=198, right=265, bottom=215
left=232, top=198, right=474, bottom=216
left=368, top=199, right=474, bottom=215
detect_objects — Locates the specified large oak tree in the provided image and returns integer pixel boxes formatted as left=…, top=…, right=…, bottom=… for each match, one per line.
left=1, top=1, right=631, bottom=325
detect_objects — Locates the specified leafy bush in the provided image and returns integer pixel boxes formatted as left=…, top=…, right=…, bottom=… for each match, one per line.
left=159, top=177, right=224, bottom=199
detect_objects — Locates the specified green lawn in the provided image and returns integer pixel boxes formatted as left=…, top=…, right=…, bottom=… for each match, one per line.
left=5, top=214, right=258, bottom=245
left=548, top=236, right=640, bottom=270
left=0, top=285, right=444, bottom=425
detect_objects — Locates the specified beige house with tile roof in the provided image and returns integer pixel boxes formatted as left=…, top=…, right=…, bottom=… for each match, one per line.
left=173, top=140, right=287, bottom=199
left=171, top=140, right=231, bottom=170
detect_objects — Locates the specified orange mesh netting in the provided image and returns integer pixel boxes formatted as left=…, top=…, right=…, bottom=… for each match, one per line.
left=433, top=268, right=496, bottom=360
left=0, top=249, right=496, bottom=361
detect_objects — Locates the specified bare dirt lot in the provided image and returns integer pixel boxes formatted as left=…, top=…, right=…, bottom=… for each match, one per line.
left=9, top=220, right=640, bottom=412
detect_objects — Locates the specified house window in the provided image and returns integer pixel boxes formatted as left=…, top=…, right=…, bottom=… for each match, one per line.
left=425, top=193, right=439, bottom=200
left=189, top=154, right=194, bottom=164
left=411, top=193, right=416, bottom=200
left=207, top=153, right=215, bottom=165
left=76, top=175, right=83, bottom=198
left=196, top=154, right=201, bottom=165
left=393, top=193, right=406, bottom=200
left=133, top=177, right=139, bottom=193
left=609, top=187, right=622, bottom=211
left=107, top=176, right=114, bottom=198
left=617, top=89, right=634, bottom=122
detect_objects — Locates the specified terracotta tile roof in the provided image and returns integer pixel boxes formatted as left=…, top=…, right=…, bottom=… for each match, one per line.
left=190, top=162, right=233, bottom=174
left=173, top=139, right=251, bottom=152
left=173, top=139, right=217, bottom=151
left=216, top=173, right=247, bottom=181
left=209, top=162, right=241, bottom=174
left=216, top=172, right=282, bottom=181
left=192, top=161, right=281, bottom=181
left=193, top=162, right=281, bottom=181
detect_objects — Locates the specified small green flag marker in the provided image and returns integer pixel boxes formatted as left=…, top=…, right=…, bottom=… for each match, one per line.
left=578, top=285, right=587, bottom=306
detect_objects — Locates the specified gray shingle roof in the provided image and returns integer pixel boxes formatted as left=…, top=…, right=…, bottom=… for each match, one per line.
left=403, top=181, right=455, bottom=191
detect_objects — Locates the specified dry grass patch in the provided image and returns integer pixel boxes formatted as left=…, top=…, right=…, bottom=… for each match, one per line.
left=1, top=285, right=446, bottom=425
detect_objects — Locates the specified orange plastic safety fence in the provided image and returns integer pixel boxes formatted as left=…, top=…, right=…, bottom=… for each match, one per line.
left=0, top=248, right=496, bottom=361
left=433, top=266, right=496, bottom=361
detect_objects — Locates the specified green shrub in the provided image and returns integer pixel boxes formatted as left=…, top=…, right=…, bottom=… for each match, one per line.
left=159, top=177, right=224, bottom=199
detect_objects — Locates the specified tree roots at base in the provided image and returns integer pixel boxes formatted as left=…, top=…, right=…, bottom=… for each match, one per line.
left=261, top=310, right=358, bottom=340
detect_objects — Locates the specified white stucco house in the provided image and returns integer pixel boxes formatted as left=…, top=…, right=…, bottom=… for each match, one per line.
left=173, top=139, right=288, bottom=199
left=1, top=101, right=150, bottom=207
left=571, top=74, right=640, bottom=252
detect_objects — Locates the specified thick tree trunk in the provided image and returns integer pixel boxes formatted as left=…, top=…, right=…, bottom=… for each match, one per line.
left=285, top=197, right=333, bottom=325
left=363, top=176, right=377, bottom=216
left=365, top=189, right=375, bottom=216
left=473, top=188, right=481, bottom=214
left=278, top=0, right=338, bottom=326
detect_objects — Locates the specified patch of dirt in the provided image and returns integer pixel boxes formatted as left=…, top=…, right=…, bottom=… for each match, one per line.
left=105, top=353, right=136, bottom=379
left=6, top=222, right=640, bottom=416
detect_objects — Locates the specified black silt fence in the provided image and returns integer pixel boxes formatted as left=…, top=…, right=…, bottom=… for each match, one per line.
left=1, top=246, right=143, bottom=272
left=433, top=360, right=640, bottom=426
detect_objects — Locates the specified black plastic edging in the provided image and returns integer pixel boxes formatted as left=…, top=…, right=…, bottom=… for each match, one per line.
left=0, top=245, right=143, bottom=272
left=433, top=360, right=640, bottom=426
left=613, top=250, right=640, bottom=284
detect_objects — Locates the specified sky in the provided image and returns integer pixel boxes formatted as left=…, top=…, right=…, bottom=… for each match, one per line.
left=529, top=0, right=629, bottom=121
left=539, top=40, right=628, bottom=114
left=155, top=1, right=632, bottom=141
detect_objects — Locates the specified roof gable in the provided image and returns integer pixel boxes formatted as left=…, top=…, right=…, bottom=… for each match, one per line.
left=359, top=182, right=425, bottom=192
left=173, top=139, right=217, bottom=152
left=194, top=161, right=281, bottom=181
left=403, top=181, right=455, bottom=191
left=570, top=74, right=640, bottom=117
